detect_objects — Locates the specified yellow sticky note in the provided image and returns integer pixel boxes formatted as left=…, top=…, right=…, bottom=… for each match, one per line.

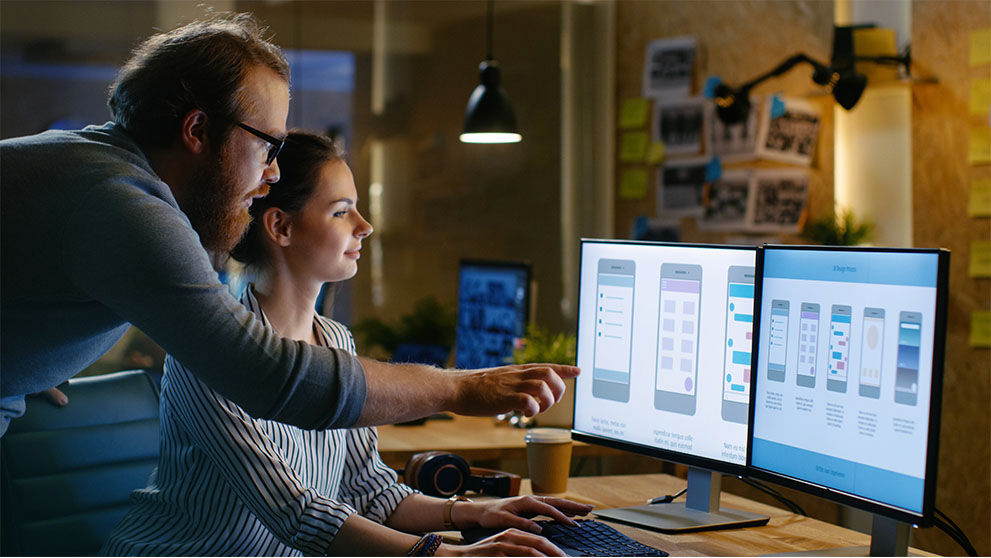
left=619, top=168, right=648, bottom=200
left=972, top=79, right=991, bottom=115
left=970, top=240, right=991, bottom=277
left=971, top=27, right=991, bottom=67
left=619, top=98, right=650, bottom=129
left=969, top=179, right=991, bottom=217
left=971, top=311, right=991, bottom=348
left=646, top=142, right=666, bottom=164
left=620, top=132, right=649, bottom=163
left=969, top=127, right=991, bottom=165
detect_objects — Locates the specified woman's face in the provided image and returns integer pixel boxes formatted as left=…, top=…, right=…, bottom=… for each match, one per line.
left=285, top=159, right=372, bottom=284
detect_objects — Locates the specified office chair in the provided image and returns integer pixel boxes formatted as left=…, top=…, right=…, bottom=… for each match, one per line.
left=1, top=370, right=161, bottom=556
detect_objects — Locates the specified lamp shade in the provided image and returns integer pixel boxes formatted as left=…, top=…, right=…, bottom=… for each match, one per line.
left=460, top=60, right=521, bottom=144
left=832, top=70, right=868, bottom=110
left=713, top=83, right=751, bottom=125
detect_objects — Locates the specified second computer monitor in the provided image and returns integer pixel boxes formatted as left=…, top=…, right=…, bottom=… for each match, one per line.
left=455, top=260, right=531, bottom=369
left=749, top=245, right=949, bottom=529
left=574, top=240, right=757, bottom=472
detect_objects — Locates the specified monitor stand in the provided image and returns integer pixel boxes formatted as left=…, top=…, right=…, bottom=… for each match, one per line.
left=767, top=515, right=919, bottom=557
left=593, top=467, right=770, bottom=533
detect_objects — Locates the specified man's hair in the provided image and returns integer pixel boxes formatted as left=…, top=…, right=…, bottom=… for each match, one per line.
left=108, top=12, right=289, bottom=150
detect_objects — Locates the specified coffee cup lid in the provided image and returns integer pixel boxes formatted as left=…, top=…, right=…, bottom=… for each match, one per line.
left=525, top=427, right=572, bottom=443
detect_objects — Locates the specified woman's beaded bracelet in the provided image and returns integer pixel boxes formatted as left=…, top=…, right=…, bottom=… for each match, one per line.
left=407, top=533, right=443, bottom=557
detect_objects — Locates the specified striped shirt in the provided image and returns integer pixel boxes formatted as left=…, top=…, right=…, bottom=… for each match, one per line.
left=103, top=287, right=415, bottom=556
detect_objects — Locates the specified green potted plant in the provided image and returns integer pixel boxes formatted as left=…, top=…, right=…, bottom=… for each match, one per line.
left=801, top=206, right=874, bottom=246
left=510, top=324, right=577, bottom=428
left=512, top=324, right=576, bottom=366
left=352, top=296, right=456, bottom=365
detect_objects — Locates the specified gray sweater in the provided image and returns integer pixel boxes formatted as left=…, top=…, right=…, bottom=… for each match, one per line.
left=0, top=123, right=366, bottom=430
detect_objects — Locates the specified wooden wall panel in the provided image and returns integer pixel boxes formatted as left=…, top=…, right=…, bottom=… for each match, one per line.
left=911, top=1, right=991, bottom=555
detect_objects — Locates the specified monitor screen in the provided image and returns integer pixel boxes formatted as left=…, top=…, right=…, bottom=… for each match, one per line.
left=455, top=260, right=531, bottom=369
left=573, top=239, right=757, bottom=473
left=749, top=246, right=948, bottom=524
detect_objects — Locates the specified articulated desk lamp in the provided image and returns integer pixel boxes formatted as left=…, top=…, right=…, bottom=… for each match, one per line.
left=712, top=25, right=911, bottom=125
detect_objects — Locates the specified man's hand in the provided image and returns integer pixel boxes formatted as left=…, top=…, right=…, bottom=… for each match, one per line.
left=449, top=364, right=581, bottom=418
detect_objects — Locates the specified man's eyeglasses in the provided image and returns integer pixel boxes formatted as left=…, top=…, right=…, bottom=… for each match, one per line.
left=237, top=122, right=285, bottom=166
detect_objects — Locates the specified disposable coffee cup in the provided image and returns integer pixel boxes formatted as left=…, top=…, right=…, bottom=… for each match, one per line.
left=525, top=428, right=573, bottom=494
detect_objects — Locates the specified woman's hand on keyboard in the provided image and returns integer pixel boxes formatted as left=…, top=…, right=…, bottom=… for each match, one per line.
left=461, top=495, right=595, bottom=534
left=438, top=528, right=566, bottom=556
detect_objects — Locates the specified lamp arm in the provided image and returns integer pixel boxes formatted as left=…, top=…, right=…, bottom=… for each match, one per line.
left=737, top=53, right=830, bottom=93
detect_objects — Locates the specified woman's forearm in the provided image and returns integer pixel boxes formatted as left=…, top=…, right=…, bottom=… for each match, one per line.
left=383, top=494, right=480, bottom=533
left=325, top=513, right=423, bottom=556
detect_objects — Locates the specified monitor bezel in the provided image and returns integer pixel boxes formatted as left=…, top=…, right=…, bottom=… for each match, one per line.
left=454, top=258, right=533, bottom=369
left=746, top=244, right=949, bottom=526
left=572, top=238, right=758, bottom=478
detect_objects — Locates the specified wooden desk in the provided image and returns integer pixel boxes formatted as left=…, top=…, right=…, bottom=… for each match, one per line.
left=511, top=474, right=935, bottom=557
left=377, top=415, right=620, bottom=470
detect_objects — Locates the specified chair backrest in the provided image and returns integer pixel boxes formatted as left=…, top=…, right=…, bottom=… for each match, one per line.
left=1, top=370, right=160, bottom=556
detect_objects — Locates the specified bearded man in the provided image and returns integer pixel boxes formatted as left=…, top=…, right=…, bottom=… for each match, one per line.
left=0, top=13, right=577, bottom=436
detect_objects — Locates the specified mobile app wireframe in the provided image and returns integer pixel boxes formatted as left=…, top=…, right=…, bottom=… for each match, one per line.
left=894, top=311, right=922, bottom=406
left=592, top=259, right=635, bottom=402
left=767, top=299, right=789, bottom=382
left=654, top=263, right=702, bottom=415
left=859, top=307, right=885, bottom=399
left=796, top=302, right=819, bottom=388
left=722, top=266, right=755, bottom=423
left=827, top=304, right=852, bottom=393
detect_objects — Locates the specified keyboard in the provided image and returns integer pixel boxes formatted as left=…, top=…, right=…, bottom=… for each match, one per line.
left=461, top=518, right=669, bottom=557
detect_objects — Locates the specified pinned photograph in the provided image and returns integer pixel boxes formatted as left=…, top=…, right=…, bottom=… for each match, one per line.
left=756, top=97, right=820, bottom=165
left=653, top=98, right=706, bottom=156
left=747, top=170, right=809, bottom=233
left=642, top=36, right=697, bottom=99
left=698, top=170, right=753, bottom=231
left=656, top=157, right=709, bottom=217
left=707, top=96, right=760, bottom=162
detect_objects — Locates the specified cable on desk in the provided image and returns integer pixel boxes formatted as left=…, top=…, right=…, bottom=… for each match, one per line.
left=931, top=508, right=977, bottom=557
left=738, top=477, right=807, bottom=516
left=647, top=488, right=687, bottom=505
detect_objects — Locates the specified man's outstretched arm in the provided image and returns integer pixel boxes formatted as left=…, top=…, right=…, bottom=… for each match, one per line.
left=352, top=358, right=580, bottom=428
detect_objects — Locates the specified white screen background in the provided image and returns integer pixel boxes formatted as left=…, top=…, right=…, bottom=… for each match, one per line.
left=575, top=242, right=756, bottom=465
left=753, top=277, right=935, bottom=479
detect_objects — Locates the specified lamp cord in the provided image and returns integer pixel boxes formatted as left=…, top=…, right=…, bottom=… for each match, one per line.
left=485, top=0, right=494, bottom=60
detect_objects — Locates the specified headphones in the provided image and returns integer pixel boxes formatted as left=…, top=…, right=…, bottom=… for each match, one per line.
left=401, top=451, right=521, bottom=498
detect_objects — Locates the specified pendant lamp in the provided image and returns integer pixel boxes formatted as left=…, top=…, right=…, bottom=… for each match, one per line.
left=460, top=0, right=521, bottom=144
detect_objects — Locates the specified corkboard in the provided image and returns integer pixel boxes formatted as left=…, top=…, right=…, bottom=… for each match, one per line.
left=911, top=1, right=991, bottom=555
left=615, top=1, right=835, bottom=242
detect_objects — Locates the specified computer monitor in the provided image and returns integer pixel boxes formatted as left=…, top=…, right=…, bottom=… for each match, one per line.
left=455, top=260, right=532, bottom=369
left=573, top=239, right=769, bottom=532
left=749, top=245, right=949, bottom=556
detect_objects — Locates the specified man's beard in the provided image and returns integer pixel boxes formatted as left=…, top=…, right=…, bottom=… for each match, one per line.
left=183, top=149, right=257, bottom=255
